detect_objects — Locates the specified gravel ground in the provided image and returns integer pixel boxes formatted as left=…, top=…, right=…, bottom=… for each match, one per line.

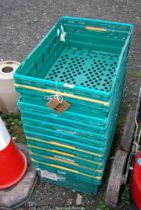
left=0, top=0, right=141, bottom=210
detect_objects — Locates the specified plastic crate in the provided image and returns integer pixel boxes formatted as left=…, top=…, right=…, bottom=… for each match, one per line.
left=23, top=123, right=105, bottom=149
left=32, top=157, right=102, bottom=185
left=21, top=116, right=108, bottom=143
left=14, top=16, right=133, bottom=195
left=26, top=131, right=115, bottom=177
left=18, top=99, right=118, bottom=131
left=35, top=163, right=100, bottom=194
left=25, top=133, right=105, bottom=162
left=17, top=89, right=108, bottom=118
left=14, top=16, right=133, bottom=102
left=30, top=153, right=103, bottom=177
left=19, top=95, right=121, bottom=140
left=21, top=109, right=106, bottom=134
left=15, top=59, right=127, bottom=117
left=25, top=129, right=115, bottom=168
left=24, top=125, right=107, bottom=154
left=28, top=144, right=103, bottom=169
left=19, top=106, right=117, bottom=142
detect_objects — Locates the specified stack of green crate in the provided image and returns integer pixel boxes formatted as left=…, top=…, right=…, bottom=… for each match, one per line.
left=14, top=16, right=133, bottom=194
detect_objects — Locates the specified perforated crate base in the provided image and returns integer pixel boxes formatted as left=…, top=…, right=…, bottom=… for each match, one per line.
left=46, top=47, right=119, bottom=92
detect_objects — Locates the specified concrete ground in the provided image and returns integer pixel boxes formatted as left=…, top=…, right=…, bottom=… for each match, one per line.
left=0, top=0, right=141, bottom=209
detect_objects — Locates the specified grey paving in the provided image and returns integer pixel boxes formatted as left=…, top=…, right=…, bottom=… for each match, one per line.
left=0, top=0, right=141, bottom=209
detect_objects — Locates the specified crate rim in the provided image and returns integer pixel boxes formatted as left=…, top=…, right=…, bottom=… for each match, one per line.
left=60, top=16, right=134, bottom=31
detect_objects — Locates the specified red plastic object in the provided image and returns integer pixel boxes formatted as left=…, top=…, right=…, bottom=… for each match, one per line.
left=0, top=139, right=27, bottom=189
left=132, top=152, right=141, bottom=210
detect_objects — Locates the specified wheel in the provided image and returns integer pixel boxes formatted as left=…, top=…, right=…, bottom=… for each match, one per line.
left=105, top=150, right=128, bottom=209
left=120, top=111, right=136, bottom=152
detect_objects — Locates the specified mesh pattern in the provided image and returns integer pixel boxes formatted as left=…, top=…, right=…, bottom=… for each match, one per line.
left=46, top=47, right=118, bottom=92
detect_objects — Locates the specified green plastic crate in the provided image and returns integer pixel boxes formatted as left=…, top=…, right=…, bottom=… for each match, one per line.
left=31, top=156, right=102, bottom=185
left=21, top=116, right=107, bottom=142
left=15, top=60, right=127, bottom=118
left=19, top=94, right=121, bottom=141
left=17, top=89, right=107, bottom=118
left=28, top=143, right=103, bottom=169
left=21, top=109, right=106, bottom=134
left=18, top=99, right=118, bottom=132
left=24, top=125, right=107, bottom=154
left=14, top=16, right=133, bottom=195
left=31, top=153, right=103, bottom=177
left=26, top=130, right=115, bottom=183
left=24, top=128, right=115, bottom=164
left=14, top=16, right=133, bottom=102
left=25, top=132, right=105, bottom=162
left=22, top=118, right=106, bottom=147
left=34, top=162, right=100, bottom=194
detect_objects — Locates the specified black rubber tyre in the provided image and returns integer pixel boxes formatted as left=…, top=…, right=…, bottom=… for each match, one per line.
left=105, top=149, right=128, bottom=209
left=120, top=111, right=136, bottom=152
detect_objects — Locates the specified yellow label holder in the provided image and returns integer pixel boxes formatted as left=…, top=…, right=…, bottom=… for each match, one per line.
left=86, top=26, right=107, bottom=32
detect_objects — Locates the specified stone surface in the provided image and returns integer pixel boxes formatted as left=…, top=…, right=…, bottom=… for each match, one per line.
left=0, top=1, right=141, bottom=209
left=76, top=194, right=83, bottom=206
